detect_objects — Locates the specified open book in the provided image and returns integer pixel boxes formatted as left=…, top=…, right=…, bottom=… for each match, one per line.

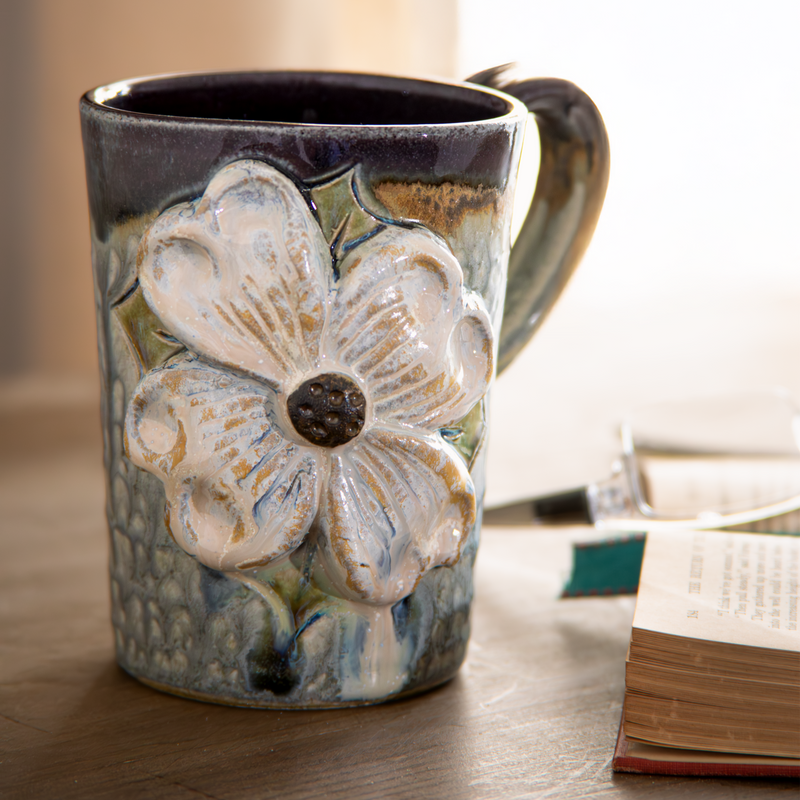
left=622, top=529, right=799, bottom=761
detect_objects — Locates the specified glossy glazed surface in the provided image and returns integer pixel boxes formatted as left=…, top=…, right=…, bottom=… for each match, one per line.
left=81, top=69, right=608, bottom=706
left=82, top=73, right=521, bottom=706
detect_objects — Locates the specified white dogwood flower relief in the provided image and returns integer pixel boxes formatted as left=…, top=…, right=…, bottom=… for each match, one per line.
left=125, top=160, right=494, bottom=606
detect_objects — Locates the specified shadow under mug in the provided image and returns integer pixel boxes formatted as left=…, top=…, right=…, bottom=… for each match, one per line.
left=80, top=68, right=608, bottom=707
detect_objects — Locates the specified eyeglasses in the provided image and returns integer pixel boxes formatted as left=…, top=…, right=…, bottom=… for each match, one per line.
left=484, top=388, right=800, bottom=534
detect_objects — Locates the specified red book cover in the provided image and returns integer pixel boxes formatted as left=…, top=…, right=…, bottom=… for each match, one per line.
left=612, top=718, right=800, bottom=778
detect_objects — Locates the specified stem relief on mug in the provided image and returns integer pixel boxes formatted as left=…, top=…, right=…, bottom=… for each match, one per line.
left=81, top=70, right=608, bottom=707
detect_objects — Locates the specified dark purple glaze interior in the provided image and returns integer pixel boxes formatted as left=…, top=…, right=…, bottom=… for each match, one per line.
left=93, top=71, right=512, bottom=125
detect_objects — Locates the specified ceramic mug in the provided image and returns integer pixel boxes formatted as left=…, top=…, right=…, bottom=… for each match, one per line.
left=80, top=68, right=608, bottom=707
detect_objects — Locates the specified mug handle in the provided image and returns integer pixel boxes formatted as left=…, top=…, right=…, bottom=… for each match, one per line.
left=467, top=66, right=610, bottom=375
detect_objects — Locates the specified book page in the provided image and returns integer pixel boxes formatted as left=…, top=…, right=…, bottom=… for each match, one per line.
left=623, top=737, right=800, bottom=767
left=639, top=455, right=800, bottom=533
left=633, top=529, right=799, bottom=651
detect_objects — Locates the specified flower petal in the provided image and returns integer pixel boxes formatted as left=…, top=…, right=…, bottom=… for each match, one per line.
left=125, top=358, right=322, bottom=572
left=312, top=427, right=475, bottom=605
left=323, top=225, right=494, bottom=430
left=138, top=160, right=331, bottom=388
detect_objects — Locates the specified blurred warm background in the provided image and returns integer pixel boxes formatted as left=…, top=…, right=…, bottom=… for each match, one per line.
left=0, top=0, right=458, bottom=381
left=1, top=0, right=799, bottom=504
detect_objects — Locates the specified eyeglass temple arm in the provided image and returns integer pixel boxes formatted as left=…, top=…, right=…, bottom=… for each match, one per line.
left=482, top=487, right=594, bottom=526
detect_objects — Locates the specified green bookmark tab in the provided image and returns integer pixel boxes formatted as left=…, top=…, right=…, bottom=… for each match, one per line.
left=561, top=534, right=646, bottom=598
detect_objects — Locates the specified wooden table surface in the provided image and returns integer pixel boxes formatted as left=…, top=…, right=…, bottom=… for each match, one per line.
left=1, top=394, right=797, bottom=799
left=3, top=259, right=800, bottom=798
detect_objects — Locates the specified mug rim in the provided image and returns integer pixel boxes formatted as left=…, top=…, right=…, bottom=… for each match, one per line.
left=81, top=69, right=528, bottom=130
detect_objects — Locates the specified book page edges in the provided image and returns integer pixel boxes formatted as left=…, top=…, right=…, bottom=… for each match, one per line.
left=613, top=716, right=800, bottom=777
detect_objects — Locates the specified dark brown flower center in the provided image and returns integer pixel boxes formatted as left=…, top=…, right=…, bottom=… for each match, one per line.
left=287, top=373, right=366, bottom=447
